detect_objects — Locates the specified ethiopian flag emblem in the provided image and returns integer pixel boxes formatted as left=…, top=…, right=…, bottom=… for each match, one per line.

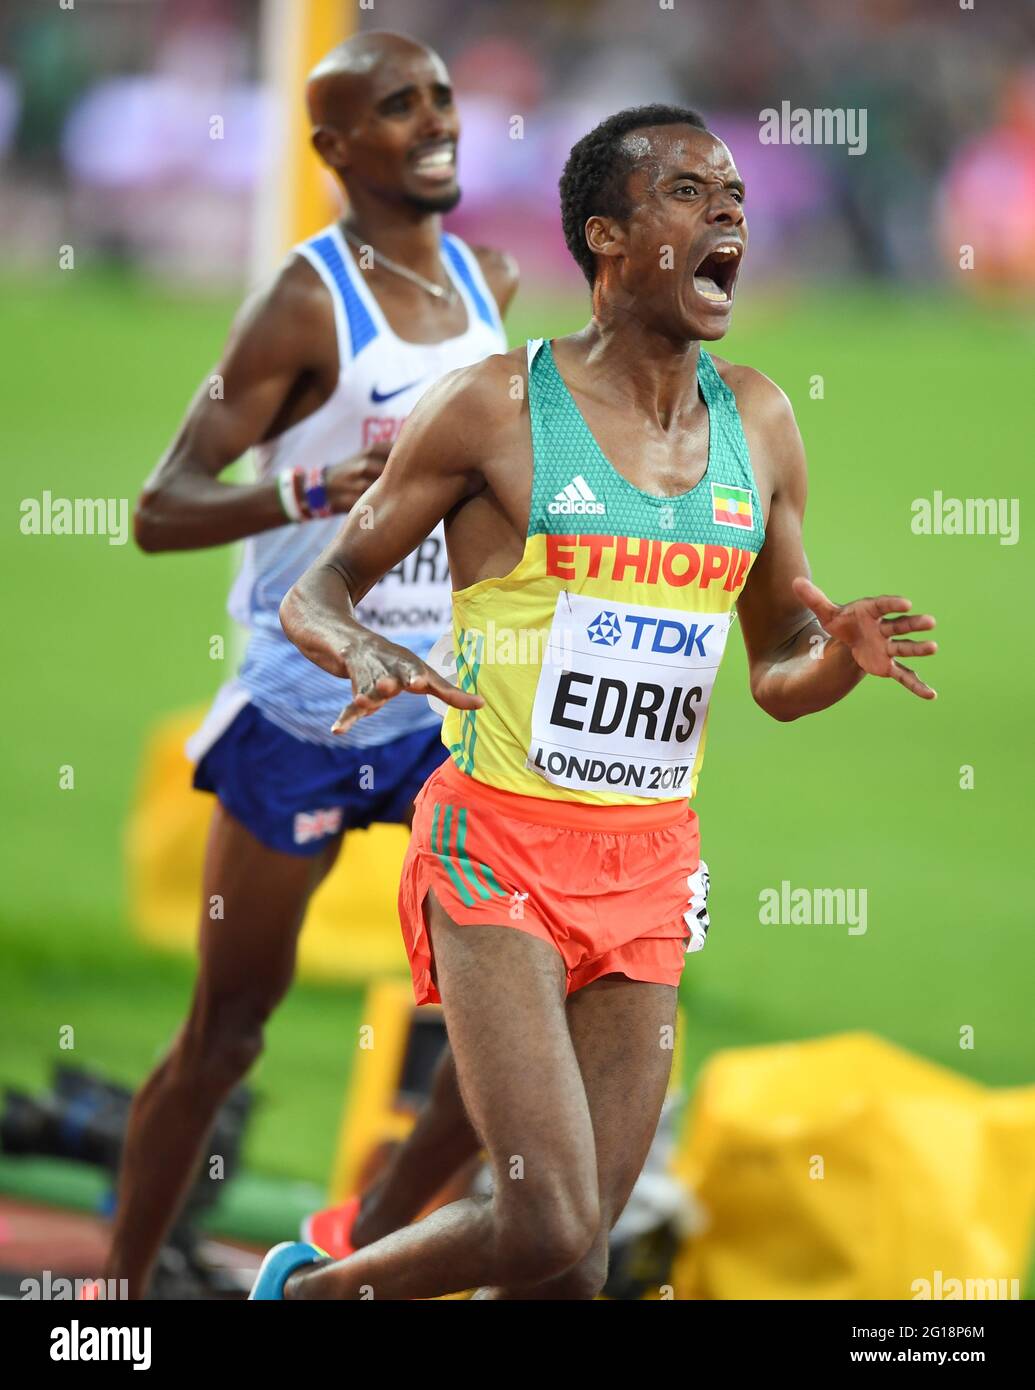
left=712, top=481, right=754, bottom=530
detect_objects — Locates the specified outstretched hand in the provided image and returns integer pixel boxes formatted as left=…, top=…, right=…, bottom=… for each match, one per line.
left=791, top=576, right=938, bottom=701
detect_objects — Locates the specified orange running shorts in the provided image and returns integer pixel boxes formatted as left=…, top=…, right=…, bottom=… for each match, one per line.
left=398, top=757, right=709, bottom=1005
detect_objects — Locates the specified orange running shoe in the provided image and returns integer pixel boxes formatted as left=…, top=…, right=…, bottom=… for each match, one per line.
left=301, top=1194, right=361, bottom=1260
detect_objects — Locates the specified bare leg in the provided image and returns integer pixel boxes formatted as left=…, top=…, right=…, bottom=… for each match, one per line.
left=340, top=789, right=486, bottom=1245
left=473, top=973, right=677, bottom=1299
left=104, top=804, right=340, bottom=1298
left=286, top=897, right=673, bottom=1300
left=351, top=1045, right=480, bottom=1246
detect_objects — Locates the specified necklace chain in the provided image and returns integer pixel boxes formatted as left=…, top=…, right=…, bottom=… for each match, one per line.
left=342, top=226, right=456, bottom=302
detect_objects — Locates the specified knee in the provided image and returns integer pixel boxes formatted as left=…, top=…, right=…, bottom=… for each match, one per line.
left=494, top=1190, right=601, bottom=1285
left=546, top=1240, right=610, bottom=1300
left=175, top=994, right=272, bottom=1093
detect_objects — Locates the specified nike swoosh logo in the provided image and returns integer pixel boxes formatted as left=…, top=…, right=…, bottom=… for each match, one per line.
left=370, top=380, right=424, bottom=404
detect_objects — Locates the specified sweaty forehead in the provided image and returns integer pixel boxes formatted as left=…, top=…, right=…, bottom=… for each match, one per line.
left=621, top=126, right=736, bottom=189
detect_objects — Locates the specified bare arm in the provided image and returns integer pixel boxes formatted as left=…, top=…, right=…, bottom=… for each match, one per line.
left=279, top=359, right=510, bottom=732
left=472, top=245, right=520, bottom=318
left=737, top=378, right=937, bottom=721
left=134, top=259, right=387, bottom=553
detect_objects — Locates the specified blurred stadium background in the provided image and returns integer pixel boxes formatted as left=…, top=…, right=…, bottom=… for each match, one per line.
left=2, top=0, right=1034, bottom=1298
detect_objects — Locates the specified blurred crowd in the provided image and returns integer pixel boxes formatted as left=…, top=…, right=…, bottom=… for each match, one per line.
left=1, top=0, right=1033, bottom=290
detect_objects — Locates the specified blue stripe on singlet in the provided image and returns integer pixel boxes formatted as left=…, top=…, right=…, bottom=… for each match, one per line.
left=440, top=234, right=497, bottom=330
left=307, top=234, right=378, bottom=357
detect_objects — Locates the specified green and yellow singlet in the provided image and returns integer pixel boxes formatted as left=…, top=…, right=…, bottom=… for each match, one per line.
left=442, top=338, right=766, bottom=805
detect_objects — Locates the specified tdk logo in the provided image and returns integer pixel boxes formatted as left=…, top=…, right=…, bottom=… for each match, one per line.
left=630, top=615, right=714, bottom=656
left=587, top=611, right=622, bottom=646
left=548, top=475, right=606, bottom=516
left=587, top=611, right=715, bottom=657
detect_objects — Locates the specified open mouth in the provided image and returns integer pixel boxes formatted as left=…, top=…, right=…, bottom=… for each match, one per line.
left=410, top=141, right=456, bottom=182
left=692, top=241, right=742, bottom=305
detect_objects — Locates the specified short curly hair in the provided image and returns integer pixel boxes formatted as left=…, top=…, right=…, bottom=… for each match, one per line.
left=559, top=104, right=710, bottom=286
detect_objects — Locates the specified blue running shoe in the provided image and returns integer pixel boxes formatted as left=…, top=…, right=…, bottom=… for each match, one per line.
left=248, top=1241, right=326, bottom=1300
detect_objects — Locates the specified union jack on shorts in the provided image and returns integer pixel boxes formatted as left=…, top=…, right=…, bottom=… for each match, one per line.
left=293, top=807, right=344, bottom=845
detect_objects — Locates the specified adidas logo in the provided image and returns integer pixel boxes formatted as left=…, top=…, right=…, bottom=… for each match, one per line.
left=547, top=474, right=606, bottom=516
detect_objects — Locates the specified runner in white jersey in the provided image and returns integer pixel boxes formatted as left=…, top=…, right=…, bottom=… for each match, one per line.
left=190, top=216, right=504, bottom=763
left=104, top=31, right=516, bottom=1300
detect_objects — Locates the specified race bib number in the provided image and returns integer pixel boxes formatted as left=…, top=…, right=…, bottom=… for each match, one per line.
left=528, top=591, right=731, bottom=798
left=355, top=521, right=452, bottom=641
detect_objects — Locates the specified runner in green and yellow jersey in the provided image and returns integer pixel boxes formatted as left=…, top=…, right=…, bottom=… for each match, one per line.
left=256, top=104, right=938, bottom=1301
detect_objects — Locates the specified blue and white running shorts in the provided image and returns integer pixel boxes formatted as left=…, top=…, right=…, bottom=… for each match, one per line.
left=192, top=701, right=448, bottom=856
